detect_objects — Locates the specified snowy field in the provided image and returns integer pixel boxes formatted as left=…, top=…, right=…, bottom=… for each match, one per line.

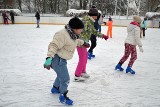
left=0, top=24, right=160, bottom=107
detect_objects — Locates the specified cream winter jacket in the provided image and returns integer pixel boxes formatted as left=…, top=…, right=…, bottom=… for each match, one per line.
left=47, top=28, right=84, bottom=60
left=125, top=23, right=142, bottom=47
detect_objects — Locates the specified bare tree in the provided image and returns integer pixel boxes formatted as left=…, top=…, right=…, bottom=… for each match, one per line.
left=83, top=0, right=89, bottom=9
left=17, top=0, right=22, bottom=12
left=24, top=0, right=32, bottom=13
left=66, top=0, right=69, bottom=10
left=9, top=0, right=160, bottom=15
left=42, top=0, right=46, bottom=13
left=80, top=0, right=83, bottom=9
left=57, top=0, right=60, bottom=13
left=49, top=0, right=54, bottom=13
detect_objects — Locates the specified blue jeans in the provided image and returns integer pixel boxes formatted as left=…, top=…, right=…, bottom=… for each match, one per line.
left=51, top=54, right=70, bottom=94
left=37, top=19, right=40, bottom=27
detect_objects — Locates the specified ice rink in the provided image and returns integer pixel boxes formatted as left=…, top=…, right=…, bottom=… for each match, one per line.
left=0, top=24, right=160, bottom=107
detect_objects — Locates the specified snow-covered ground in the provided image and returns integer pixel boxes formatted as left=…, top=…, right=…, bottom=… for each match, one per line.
left=0, top=24, right=160, bottom=107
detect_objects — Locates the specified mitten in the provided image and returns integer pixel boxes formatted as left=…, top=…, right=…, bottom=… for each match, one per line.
left=102, top=35, right=108, bottom=40
left=83, top=41, right=90, bottom=48
left=44, top=57, right=52, bottom=70
left=139, top=47, right=144, bottom=53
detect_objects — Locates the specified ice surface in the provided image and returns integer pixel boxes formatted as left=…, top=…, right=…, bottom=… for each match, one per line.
left=0, top=24, right=160, bottom=107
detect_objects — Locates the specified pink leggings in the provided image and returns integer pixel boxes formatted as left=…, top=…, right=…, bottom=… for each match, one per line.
left=119, top=43, right=137, bottom=67
left=75, top=47, right=88, bottom=76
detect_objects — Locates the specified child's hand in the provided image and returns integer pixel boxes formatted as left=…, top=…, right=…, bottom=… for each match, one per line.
left=44, top=57, right=52, bottom=70
left=102, top=35, right=108, bottom=40
left=139, top=47, right=144, bottom=53
left=83, top=41, right=90, bottom=48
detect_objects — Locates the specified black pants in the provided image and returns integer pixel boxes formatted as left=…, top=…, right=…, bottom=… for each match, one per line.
left=142, top=28, right=145, bottom=37
left=88, top=34, right=97, bottom=53
left=11, top=17, right=14, bottom=24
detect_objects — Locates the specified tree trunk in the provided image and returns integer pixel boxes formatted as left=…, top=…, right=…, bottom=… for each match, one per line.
left=34, top=0, right=37, bottom=12
left=17, top=0, right=22, bottom=12
left=3, top=0, right=6, bottom=8
left=28, top=0, right=31, bottom=13
left=54, top=0, right=57, bottom=13
left=83, top=0, right=88, bottom=9
left=50, top=0, right=54, bottom=13
left=42, top=0, right=46, bottom=13
left=80, top=0, right=83, bottom=9
left=57, top=0, right=60, bottom=13
left=66, top=0, right=69, bottom=10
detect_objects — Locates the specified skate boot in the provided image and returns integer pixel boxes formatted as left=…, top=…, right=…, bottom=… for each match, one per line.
left=59, top=91, right=73, bottom=105
left=51, top=86, right=60, bottom=94
left=88, top=52, right=95, bottom=58
left=36, top=25, right=40, bottom=28
left=88, top=52, right=92, bottom=60
left=88, top=52, right=95, bottom=60
left=115, top=64, right=124, bottom=71
left=81, top=73, right=90, bottom=78
left=74, top=76, right=86, bottom=82
left=126, top=66, right=135, bottom=74
left=90, top=53, right=95, bottom=58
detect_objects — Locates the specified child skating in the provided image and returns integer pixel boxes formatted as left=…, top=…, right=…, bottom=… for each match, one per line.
left=106, top=17, right=113, bottom=38
left=115, top=16, right=144, bottom=74
left=74, top=7, right=108, bottom=81
left=140, top=18, right=147, bottom=38
left=43, top=17, right=89, bottom=105
left=88, top=7, right=100, bottom=60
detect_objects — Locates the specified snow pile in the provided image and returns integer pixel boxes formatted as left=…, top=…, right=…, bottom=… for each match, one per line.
left=66, top=9, right=101, bottom=17
left=146, top=12, right=160, bottom=19
left=0, top=9, right=22, bottom=16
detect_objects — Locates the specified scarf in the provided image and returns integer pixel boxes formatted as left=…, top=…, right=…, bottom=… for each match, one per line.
left=130, top=22, right=140, bottom=27
left=65, top=24, right=79, bottom=40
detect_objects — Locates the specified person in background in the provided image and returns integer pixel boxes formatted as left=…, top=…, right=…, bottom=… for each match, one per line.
left=106, top=16, right=113, bottom=38
left=98, top=13, right=104, bottom=32
left=35, top=11, right=40, bottom=28
left=140, top=18, right=147, bottom=38
left=115, top=16, right=144, bottom=74
left=10, top=11, right=15, bottom=24
left=2, top=11, right=9, bottom=24
left=43, top=17, right=89, bottom=105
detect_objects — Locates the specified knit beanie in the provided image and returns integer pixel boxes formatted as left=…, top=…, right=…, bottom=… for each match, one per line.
left=88, top=8, right=98, bottom=16
left=69, top=17, right=84, bottom=29
left=133, top=16, right=142, bottom=24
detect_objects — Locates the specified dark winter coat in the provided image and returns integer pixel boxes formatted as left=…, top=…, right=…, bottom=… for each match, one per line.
left=10, top=11, right=15, bottom=20
left=35, top=12, right=40, bottom=20
left=94, top=19, right=99, bottom=30
left=2, top=12, right=8, bottom=19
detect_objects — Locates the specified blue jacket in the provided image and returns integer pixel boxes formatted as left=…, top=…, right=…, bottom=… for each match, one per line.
left=141, top=20, right=147, bottom=28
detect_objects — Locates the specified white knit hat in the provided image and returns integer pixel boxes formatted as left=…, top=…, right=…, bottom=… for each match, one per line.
left=133, top=16, right=142, bottom=24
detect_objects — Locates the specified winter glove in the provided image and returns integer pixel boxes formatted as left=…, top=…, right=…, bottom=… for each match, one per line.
left=102, top=35, right=109, bottom=40
left=44, top=57, right=52, bottom=70
left=139, top=47, right=144, bottom=53
left=83, top=41, right=90, bottom=48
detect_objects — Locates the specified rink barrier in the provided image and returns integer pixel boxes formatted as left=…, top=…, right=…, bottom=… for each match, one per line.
left=0, top=16, right=159, bottom=28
